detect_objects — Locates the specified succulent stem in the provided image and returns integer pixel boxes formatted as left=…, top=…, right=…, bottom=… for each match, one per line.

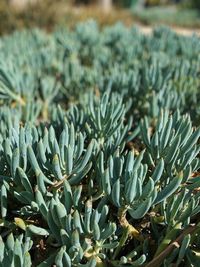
left=118, top=207, right=141, bottom=239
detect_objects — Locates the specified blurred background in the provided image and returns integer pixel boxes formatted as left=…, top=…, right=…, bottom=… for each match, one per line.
left=1, top=0, right=200, bottom=35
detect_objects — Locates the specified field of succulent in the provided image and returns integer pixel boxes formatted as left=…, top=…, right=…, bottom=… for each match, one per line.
left=0, top=20, right=200, bottom=266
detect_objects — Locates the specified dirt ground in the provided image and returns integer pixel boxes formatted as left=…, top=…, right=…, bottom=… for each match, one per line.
left=139, top=25, right=200, bottom=36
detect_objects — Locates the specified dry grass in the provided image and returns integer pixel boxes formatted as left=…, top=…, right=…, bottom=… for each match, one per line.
left=65, top=5, right=135, bottom=28
left=0, top=1, right=200, bottom=36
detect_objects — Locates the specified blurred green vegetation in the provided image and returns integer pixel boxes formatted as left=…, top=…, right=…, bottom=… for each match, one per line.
left=132, top=6, right=200, bottom=28
left=191, top=0, right=200, bottom=9
left=144, top=0, right=200, bottom=9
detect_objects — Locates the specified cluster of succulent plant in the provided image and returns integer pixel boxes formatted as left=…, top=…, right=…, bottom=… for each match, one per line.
left=0, top=21, right=200, bottom=266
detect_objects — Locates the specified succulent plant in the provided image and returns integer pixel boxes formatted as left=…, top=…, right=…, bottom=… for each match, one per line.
left=0, top=22, right=200, bottom=266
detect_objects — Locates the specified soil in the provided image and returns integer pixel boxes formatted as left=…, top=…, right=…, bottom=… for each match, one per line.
left=138, top=25, right=200, bottom=36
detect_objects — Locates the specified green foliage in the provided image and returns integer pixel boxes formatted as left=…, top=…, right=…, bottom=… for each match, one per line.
left=132, top=6, right=200, bottom=28
left=0, top=21, right=200, bottom=266
left=191, top=0, right=200, bottom=9
left=0, top=234, right=32, bottom=267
